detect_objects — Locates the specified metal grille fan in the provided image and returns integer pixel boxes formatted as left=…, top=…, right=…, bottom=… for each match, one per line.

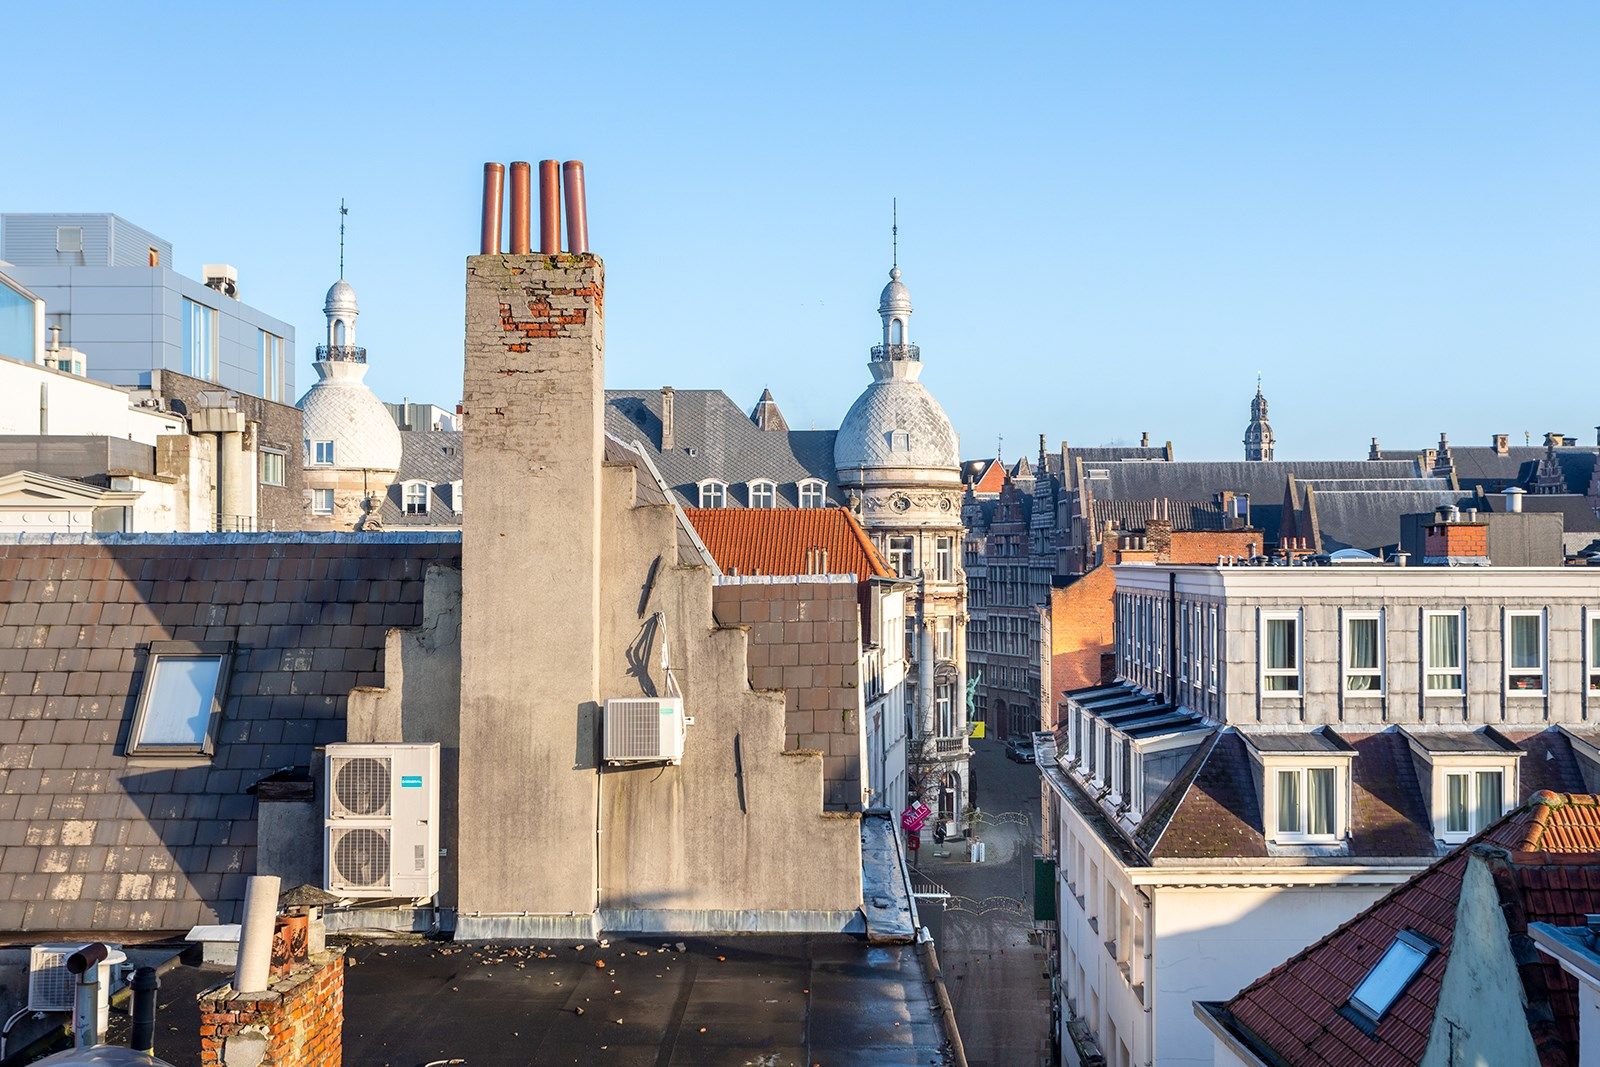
left=28, top=945, right=82, bottom=1011
left=608, top=699, right=661, bottom=760
left=331, top=756, right=391, bottom=818
left=330, top=827, right=391, bottom=890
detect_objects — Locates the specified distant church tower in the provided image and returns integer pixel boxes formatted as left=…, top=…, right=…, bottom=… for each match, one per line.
left=1244, top=381, right=1275, bottom=461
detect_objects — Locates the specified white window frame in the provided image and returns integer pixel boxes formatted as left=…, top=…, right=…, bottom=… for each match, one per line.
left=1505, top=610, right=1546, bottom=695
left=1207, top=605, right=1219, bottom=694
left=450, top=480, right=463, bottom=515
left=1434, top=763, right=1512, bottom=843
left=1589, top=611, right=1600, bottom=694
left=887, top=536, right=914, bottom=578
left=311, top=488, right=334, bottom=515
left=697, top=479, right=727, bottom=508
left=259, top=449, right=285, bottom=488
left=797, top=479, right=826, bottom=508
left=747, top=480, right=777, bottom=508
left=1266, top=760, right=1346, bottom=843
left=1261, top=611, right=1302, bottom=695
left=402, top=481, right=430, bottom=515
left=1343, top=610, right=1384, bottom=696
left=1424, top=609, right=1466, bottom=696
left=311, top=439, right=335, bottom=466
left=259, top=330, right=284, bottom=403
left=127, top=641, right=231, bottom=757
left=934, top=537, right=954, bottom=583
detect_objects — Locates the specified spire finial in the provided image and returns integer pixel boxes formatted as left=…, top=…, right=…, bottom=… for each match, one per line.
left=892, top=198, right=898, bottom=270
left=339, top=198, right=349, bottom=279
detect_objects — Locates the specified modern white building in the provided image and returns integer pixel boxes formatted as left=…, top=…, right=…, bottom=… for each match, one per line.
left=1043, top=554, right=1600, bottom=1067
left=835, top=262, right=970, bottom=832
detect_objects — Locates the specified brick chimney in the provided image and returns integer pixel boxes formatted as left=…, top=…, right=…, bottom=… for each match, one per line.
left=1423, top=512, right=1489, bottom=565
left=459, top=162, right=604, bottom=936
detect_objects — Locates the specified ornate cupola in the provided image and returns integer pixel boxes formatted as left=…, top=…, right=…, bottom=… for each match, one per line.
left=1244, top=380, right=1275, bottom=462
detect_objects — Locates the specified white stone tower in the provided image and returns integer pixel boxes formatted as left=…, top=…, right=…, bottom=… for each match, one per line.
left=1244, top=380, right=1275, bottom=462
left=835, top=260, right=969, bottom=832
left=296, top=278, right=401, bottom=530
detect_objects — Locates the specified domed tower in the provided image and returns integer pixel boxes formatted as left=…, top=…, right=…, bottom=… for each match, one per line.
left=296, top=278, right=402, bottom=530
left=1244, top=380, right=1275, bottom=462
left=835, top=261, right=969, bottom=830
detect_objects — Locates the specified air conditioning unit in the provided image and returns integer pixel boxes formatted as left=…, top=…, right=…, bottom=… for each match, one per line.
left=29, top=943, right=123, bottom=1012
left=323, top=743, right=439, bottom=899
left=603, top=696, right=687, bottom=765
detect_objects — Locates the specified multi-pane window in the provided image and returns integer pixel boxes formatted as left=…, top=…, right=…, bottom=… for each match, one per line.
left=403, top=483, right=429, bottom=515
left=797, top=480, right=826, bottom=508
left=450, top=480, right=463, bottom=514
left=1262, top=614, right=1301, bottom=692
left=1506, top=611, right=1545, bottom=693
left=1425, top=611, right=1465, bottom=694
left=1442, top=769, right=1504, bottom=840
left=311, top=488, right=334, bottom=515
left=1590, top=615, right=1600, bottom=692
left=935, top=619, right=954, bottom=661
left=935, top=683, right=955, bottom=736
left=748, top=480, right=777, bottom=508
left=887, top=536, right=914, bottom=578
left=259, top=450, right=285, bottom=487
left=259, top=330, right=284, bottom=402
left=698, top=480, right=726, bottom=508
left=312, top=440, right=335, bottom=466
left=1207, top=606, right=1219, bottom=692
left=934, top=537, right=954, bottom=582
left=1276, top=766, right=1337, bottom=840
left=183, top=298, right=218, bottom=380
left=1344, top=612, right=1383, bottom=694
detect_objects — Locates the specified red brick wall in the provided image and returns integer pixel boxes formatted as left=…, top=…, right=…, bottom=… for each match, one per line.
left=1424, top=522, right=1488, bottom=560
left=199, top=949, right=344, bottom=1067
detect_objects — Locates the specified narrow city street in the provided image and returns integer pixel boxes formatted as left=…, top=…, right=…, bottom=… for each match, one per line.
left=915, top=737, right=1052, bottom=1067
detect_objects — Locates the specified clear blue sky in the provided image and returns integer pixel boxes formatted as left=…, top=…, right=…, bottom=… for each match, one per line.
left=4, top=4, right=1597, bottom=460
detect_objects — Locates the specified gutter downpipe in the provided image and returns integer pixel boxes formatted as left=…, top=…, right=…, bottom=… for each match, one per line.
left=918, top=937, right=969, bottom=1067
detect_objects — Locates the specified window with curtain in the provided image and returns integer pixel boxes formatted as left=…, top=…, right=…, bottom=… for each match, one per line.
left=1179, top=603, right=1190, bottom=683
left=1345, top=614, right=1382, bottom=693
left=1507, top=612, right=1544, bottom=692
left=1207, top=607, right=1219, bottom=692
left=1425, top=612, right=1464, bottom=694
left=1263, top=615, right=1300, bottom=692
left=1442, top=768, right=1504, bottom=839
left=1277, top=766, right=1338, bottom=839
left=1119, top=740, right=1133, bottom=807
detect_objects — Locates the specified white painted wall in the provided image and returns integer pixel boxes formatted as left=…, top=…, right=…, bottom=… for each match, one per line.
left=1151, top=883, right=1388, bottom=1066
left=0, top=354, right=182, bottom=443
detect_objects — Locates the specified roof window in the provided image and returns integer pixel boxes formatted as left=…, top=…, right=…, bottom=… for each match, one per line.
left=1346, top=930, right=1435, bottom=1027
left=128, top=641, right=231, bottom=757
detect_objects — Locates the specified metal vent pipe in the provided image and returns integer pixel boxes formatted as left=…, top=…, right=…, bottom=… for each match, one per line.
left=562, top=160, right=589, bottom=253
left=539, top=160, right=561, bottom=254
left=509, top=162, right=532, bottom=254
left=480, top=163, right=505, bottom=254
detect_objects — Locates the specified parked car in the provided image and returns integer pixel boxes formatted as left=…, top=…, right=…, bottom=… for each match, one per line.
left=1005, top=737, right=1035, bottom=763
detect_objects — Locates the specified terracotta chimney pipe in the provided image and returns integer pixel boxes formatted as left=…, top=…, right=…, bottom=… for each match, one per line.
left=480, top=163, right=505, bottom=254
left=539, top=160, right=561, bottom=254
left=508, top=162, right=532, bottom=254
left=562, top=160, right=589, bottom=253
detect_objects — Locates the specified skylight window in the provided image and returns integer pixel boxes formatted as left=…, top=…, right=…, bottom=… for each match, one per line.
left=1346, top=930, right=1435, bottom=1026
left=128, top=642, right=231, bottom=756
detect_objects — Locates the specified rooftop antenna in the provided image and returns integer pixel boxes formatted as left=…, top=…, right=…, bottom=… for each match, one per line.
left=338, top=199, right=348, bottom=279
left=892, top=198, right=898, bottom=269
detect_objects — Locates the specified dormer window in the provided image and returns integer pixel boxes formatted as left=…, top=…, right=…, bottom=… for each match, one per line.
left=698, top=480, right=727, bottom=508
left=1261, top=613, right=1301, bottom=693
left=403, top=482, right=429, bottom=515
left=1442, top=769, right=1504, bottom=839
left=450, top=480, right=463, bottom=515
left=311, top=440, right=335, bottom=466
left=1246, top=732, right=1355, bottom=848
left=747, top=480, right=777, bottom=509
left=1402, top=728, right=1518, bottom=845
left=797, top=479, right=826, bottom=508
left=1275, top=767, right=1338, bottom=840
left=890, top=430, right=910, bottom=452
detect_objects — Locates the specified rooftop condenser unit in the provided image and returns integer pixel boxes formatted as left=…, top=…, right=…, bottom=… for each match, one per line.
left=323, top=743, right=439, bottom=899
left=603, top=696, right=687, bottom=765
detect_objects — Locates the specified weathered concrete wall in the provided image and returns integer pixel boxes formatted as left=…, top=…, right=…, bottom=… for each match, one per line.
left=457, top=255, right=604, bottom=935
left=596, top=463, right=863, bottom=928
left=1420, top=854, right=1540, bottom=1067
left=346, top=563, right=462, bottom=907
left=712, top=576, right=865, bottom=810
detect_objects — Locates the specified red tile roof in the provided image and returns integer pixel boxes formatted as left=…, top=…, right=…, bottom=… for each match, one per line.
left=684, top=507, right=892, bottom=581
left=1219, top=792, right=1600, bottom=1067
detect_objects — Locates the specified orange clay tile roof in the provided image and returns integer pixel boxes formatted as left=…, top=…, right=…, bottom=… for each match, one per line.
left=684, top=507, right=892, bottom=581
left=1218, top=792, right=1600, bottom=1067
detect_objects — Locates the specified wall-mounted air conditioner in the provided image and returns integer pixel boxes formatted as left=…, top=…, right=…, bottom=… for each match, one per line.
left=323, top=742, right=439, bottom=899
left=603, top=696, right=687, bottom=765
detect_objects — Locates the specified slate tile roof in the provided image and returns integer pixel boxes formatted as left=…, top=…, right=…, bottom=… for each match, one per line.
left=685, top=507, right=891, bottom=581
left=606, top=389, right=839, bottom=508
left=381, top=429, right=463, bottom=526
left=1091, top=499, right=1230, bottom=533
left=1216, top=792, right=1600, bottom=1067
left=1298, top=488, right=1487, bottom=555
left=0, top=533, right=460, bottom=933
left=1409, top=444, right=1600, bottom=494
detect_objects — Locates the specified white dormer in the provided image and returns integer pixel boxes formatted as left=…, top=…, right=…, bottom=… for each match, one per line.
left=450, top=480, right=463, bottom=515
left=1242, top=730, right=1357, bottom=852
left=401, top=480, right=430, bottom=515
left=747, top=479, right=777, bottom=509
left=1401, top=728, right=1519, bottom=846
left=697, top=479, right=727, bottom=508
left=797, top=478, right=827, bottom=508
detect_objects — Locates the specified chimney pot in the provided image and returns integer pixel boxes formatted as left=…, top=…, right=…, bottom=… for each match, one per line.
left=660, top=386, right=675, bottom=451
left=480, top=163, right=505, bottom=254
left=539, top=160, right=561, bottom=254
left=509, top=161, right=532, bottom=254
left=562, top=161, right=589, bottom=254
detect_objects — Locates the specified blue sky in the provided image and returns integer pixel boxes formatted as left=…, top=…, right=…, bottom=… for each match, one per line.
left=4, top=4, right=1597, bottom=460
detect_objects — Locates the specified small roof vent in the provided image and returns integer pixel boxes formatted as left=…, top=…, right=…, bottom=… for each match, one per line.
left=202, top=264, right=239, bottom=299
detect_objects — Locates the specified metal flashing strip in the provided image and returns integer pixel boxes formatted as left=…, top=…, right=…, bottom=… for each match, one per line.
left=596, top=909, right=866, bottom=935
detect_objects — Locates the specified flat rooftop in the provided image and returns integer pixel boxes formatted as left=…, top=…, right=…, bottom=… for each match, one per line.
left=105, top=935, right=951, bottom=1066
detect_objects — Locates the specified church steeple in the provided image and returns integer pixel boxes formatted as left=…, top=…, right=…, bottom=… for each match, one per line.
left=1244, top=379, right=1275, bottom=461
left=870, top=204, right=921, bottom=384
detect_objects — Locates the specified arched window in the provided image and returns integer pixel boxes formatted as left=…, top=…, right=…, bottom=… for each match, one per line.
left=334, top=320, right=346, bottom=347
left=890, top=319, right=904, bottom=344
left=747, top=480, right=777, bottom=509
left=402, top=481, right=429, bottom=515
left=698, top=480, right=727, bottom=508
left=797, top=479, right=826, bottom=508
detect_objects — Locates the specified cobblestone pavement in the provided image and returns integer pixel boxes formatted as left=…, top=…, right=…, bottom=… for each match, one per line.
left=914, top=737, right=1052, bottom=1067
